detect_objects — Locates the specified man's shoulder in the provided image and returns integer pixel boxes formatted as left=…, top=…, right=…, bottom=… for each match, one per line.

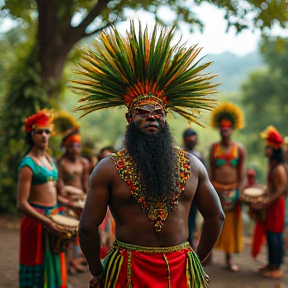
left=91, top=156, right=116, bottom=177
left=273, top=163, right=288, bottom=175
left=233, top=142, right=245, bottom=154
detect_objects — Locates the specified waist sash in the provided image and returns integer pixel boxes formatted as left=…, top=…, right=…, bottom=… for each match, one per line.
left=211, top=181, right=239, bottom=212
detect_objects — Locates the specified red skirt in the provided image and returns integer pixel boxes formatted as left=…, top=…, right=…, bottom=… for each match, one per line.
left=100, top=240, right=209, bottom=288
left=266, top=196, right=285, bottom=232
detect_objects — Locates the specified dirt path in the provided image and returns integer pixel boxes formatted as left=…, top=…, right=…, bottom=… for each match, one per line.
left=1, top=215, right=287, bottom=288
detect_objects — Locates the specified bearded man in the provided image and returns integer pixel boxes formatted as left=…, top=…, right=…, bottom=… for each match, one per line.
left=75, top=21, right=225, bottom=288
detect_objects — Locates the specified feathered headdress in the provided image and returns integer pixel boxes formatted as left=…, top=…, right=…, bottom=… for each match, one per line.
left=261, top=125, right=283, bottom=149
left=210, top=102, right=244, bottom=130
left=24, top=109, right=54, bottom=134
left=52, top=111, right=81, bottom=147
left=71, top=21, right=219, bottom=126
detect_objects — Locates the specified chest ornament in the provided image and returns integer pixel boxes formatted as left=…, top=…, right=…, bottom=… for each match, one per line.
left=111, top=148, right=190, bottom=232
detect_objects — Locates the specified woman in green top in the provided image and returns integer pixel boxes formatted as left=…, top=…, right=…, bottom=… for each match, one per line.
left=17, top=109, right=68, bottom=288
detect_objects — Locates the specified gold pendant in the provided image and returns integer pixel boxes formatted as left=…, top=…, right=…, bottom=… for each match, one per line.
left=154, top=220, right=163, bottom=232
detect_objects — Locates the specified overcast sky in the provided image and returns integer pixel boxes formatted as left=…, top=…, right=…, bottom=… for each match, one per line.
left=118, top=2, right=262, bottom=56
left=0, top=2, right=262, bottom=56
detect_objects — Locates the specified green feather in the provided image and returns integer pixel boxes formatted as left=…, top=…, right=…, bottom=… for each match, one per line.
left=71, top=20, right=219, bottom=124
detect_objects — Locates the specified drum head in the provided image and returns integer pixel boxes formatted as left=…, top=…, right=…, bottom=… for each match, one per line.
left=243, top=187, right=264, bottom=197
left=51, top=214, right=79, bottom=227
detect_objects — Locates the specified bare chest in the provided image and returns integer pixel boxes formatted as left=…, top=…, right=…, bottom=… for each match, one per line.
left=59, top=160, right=84, bottom=183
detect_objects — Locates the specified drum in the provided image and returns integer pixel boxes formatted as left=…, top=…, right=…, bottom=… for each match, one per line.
left=70, top=195, right=86, bottom=219
left=242, top=186, right=267, bottom=222
left=49, top=210, right=79, bottom=253
left=72, top=197, right=86, bottom=209
left=242, top=186, right=266, bottom=203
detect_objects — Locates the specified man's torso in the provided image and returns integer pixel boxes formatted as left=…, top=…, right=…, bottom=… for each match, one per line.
left=106, top=149, right=199, bottom=247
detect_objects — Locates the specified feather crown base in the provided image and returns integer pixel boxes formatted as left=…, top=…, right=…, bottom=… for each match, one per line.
left=127, top=94, right=166, bottom=117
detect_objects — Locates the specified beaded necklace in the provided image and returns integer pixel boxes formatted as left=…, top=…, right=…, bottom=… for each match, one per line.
left=111, top=147, right=191, bottom=232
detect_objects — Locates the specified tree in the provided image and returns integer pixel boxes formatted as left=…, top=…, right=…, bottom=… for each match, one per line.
left=0, top=0, right=287, bottom=213
left=2, top=0, right=287, bottom=87
left=240, top=38, right=288, bottom=177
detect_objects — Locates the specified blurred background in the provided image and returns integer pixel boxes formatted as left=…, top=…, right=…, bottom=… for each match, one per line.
left=0, top=0, right=287, bottom=216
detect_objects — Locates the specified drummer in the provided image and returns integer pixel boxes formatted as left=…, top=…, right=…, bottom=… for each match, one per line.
left=54, top=111, right=90, bottom=274
left=251, top=126, right=287, bottom=279
left=17, top=110, right=68, bottom=288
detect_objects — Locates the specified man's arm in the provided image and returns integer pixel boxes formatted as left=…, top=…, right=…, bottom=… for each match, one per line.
left=252, top=164, right=287, bottom=211
left=78, top=158, right=112, bottom=277
left=193, top=158, right=225, bottom=263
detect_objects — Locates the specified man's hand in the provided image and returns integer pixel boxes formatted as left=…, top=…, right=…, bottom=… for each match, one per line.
left=250, top=195, right=270, bottom=210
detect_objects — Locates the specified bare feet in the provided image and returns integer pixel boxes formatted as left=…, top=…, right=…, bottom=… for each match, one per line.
left=262, top=269, right=283, bottom=279
left=226, top=263, right=239, bottom=272
left=225, top=254, right=239, bottom=272
left=258, top=264, right=270, bottom=273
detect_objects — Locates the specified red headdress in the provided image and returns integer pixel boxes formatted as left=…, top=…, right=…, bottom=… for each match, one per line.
left=24, top=109, right=54, bottom=133
left=61, top=132, right=81, bottom=148
left=261, top=125, right=283, bottom=149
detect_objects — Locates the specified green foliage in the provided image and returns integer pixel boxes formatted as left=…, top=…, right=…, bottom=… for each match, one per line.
left=3, top=0, right=288, bottom=34
left=0, top=57, right=51, bottom=214
left=1, top=0, right=287, bottom=214
left=206, top=51, right=264, bottom=92
left=0, top=138, right=26, bottom=215
left=3, top=0, right=37, bottom=24
left=0, top=24, right=52, bottom=214
left=240, top=39, right=288, bottom=183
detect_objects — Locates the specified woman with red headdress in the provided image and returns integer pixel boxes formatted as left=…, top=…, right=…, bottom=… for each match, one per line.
left=251, top=126, right=287, bottom=279
left=17, top=110, right=68, bottom=288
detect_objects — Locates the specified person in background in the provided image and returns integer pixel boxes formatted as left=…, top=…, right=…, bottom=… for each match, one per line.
left=97, top=146, right=115, bottom=162
left=245, top=168, right=257, bottom=188
left=81, top=140, right=99, bottom=174
left=17, top=110, right=68, bottom=288
left=73, top=21, right=224, bottom=288
left=182, top=128, right=205, bottom=248
left=53, top=111, right=90, bottom=274
left=242, top=167, right=266, bottom=260
left=209, top=102, right=246, bottom=271
left=251, top=126, right=287, bottom=279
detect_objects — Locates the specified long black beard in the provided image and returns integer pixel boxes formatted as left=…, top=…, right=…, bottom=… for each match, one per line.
left=125, top=122, right=177, bottom=201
